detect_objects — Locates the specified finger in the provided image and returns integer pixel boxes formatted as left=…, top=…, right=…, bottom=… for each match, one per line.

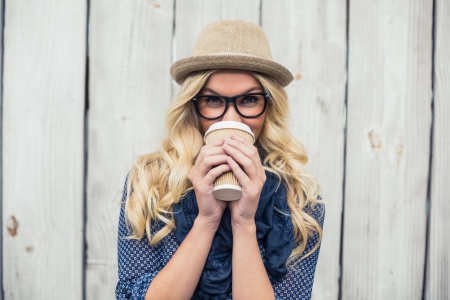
left=203, top=164, right=232, bottom=185
left=225, top=136, right=263, bottom=171
left=226, top=156, right=253, bottom=187
left=222, top=142, right=260, bottom=180
left=195, top=147, right=227, bottom=171
left=195, top=140, right=226, bottom=164
left=209, top=139, right=226, bottom=146
left=193, top=141, right=227, bottom=173
left=229, top=133, right=250, bottom=143
left=195, top=154, right=230, bottom=179
left=230, top=134, right=254, bottom=149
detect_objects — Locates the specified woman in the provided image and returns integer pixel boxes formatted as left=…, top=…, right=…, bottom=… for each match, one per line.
left=116, top=20, right=324, bottom=300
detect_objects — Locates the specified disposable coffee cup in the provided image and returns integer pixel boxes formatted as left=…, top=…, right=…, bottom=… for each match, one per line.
left=204, top=121, right=255, bottom=201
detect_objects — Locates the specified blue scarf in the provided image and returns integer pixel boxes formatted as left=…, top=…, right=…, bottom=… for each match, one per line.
left=173, top=171, right=294, bottom=299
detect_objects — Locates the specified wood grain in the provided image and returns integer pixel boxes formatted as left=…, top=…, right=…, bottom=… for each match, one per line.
left=343, top=0, right=433, bottom=298
left=425, top=0, right=450, bottom=298
left=2, top=2, right=446, bottom=299
left=86, top=0, right=174, bottom=298
left=261, top=1, right=347, bottom=299
left=0, top=0, right=3, bottom=298
left=2, top=0, right=86, bottom=299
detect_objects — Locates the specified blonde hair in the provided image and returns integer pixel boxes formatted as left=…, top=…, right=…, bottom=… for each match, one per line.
left=125, top=70, right=323, bottom=262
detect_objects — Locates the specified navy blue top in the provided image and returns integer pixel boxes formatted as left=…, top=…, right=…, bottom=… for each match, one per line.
left=116, top=178, right=325, bottom=300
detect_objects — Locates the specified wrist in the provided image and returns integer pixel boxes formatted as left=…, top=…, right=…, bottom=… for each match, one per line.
left=231, top=219, right=257, bottom=236
left=194, top=215, right=221, bottom=233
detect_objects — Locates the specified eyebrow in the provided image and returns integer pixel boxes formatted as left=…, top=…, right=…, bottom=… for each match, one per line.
left=200, top=87, right=263, bottom=95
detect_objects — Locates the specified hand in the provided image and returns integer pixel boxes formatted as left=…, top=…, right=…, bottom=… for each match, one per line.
left=189, top=139, right=229, bottom=228
left=222, top=134, right=266, bottom=228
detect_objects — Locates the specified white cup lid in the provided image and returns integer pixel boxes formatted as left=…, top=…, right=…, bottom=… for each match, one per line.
left=204, top=121, right=255, bottom=141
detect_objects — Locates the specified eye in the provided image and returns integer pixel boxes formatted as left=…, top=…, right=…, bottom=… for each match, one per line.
left=198, top=96, right=225, bottom=108
left=239, top=95, right=260, bottom=105
left=205, top=96, right=223, bottom=104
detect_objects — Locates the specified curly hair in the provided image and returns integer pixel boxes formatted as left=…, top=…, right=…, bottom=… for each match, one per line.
left=124, top=70, right=323, bottom=262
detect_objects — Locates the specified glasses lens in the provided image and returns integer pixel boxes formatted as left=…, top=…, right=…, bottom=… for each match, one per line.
left=195, top=96, right=226, bottom=119
left=194, top=93, right=267, bottom=119
left=236, top=94, right=266, bottom=117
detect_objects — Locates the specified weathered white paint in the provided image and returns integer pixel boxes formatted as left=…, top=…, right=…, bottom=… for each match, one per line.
left=2, top=1, right=448, bottom=299
left=426, top=0, right=450, bottom=298
left=0, top=0, right=3, bottom=298
left=261, top=1, right=347, bottom=299
left=2, top=0, right=86, bottom=299
left=86, top=0, right=174, bottom=299
left=343, top=0, right=432, bottom=299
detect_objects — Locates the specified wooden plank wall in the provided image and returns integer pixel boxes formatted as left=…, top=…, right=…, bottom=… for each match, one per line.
left=1, top=0, right=449, bottom=299
left=175, top=2, right=347, bottom=299
left=0, top=0, right=3, bottom=298
left=87, top=0, right=174, bottom=299
left=261, top=1, right=347, bottom=299
left=426, top=0, right=450, bottom=299
left=2, top=0, right=87, bottom=299
left=343, top=0, right=433, bottom=299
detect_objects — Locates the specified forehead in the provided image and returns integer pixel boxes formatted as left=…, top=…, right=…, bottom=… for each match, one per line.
left=201, top=70, right=263, bottom=94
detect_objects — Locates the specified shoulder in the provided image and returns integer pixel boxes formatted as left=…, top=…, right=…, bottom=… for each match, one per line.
left=304, top=196, right=325, bottom=228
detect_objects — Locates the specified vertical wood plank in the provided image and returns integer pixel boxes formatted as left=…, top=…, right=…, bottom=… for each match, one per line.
left=87, top=0, right=174, bottom=298
left=2, top=1, right=86, bottom=299
left=261, top=1, right=347, bottom=299
left=0, top=0, right=3, bottom=298
left=343, top=0, right=433, bottom=299
left=426, top=0, right=450, bottom=298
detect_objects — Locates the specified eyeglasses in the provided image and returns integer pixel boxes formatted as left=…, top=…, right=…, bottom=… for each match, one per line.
left=191, top=92, right=269, bottom=120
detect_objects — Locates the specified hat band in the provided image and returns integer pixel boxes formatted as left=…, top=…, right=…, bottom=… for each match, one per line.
left=205, top=51, right=263, bottom=59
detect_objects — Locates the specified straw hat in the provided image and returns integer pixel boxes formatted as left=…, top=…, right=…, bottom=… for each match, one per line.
left=170, top=20, right=293, bottom=87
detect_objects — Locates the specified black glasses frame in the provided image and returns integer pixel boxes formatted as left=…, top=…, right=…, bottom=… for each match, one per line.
left=191, top=92, right=269, bottom=120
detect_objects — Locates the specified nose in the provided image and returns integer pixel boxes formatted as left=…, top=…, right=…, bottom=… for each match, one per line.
left=222, top=102, right=242, bottom=122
